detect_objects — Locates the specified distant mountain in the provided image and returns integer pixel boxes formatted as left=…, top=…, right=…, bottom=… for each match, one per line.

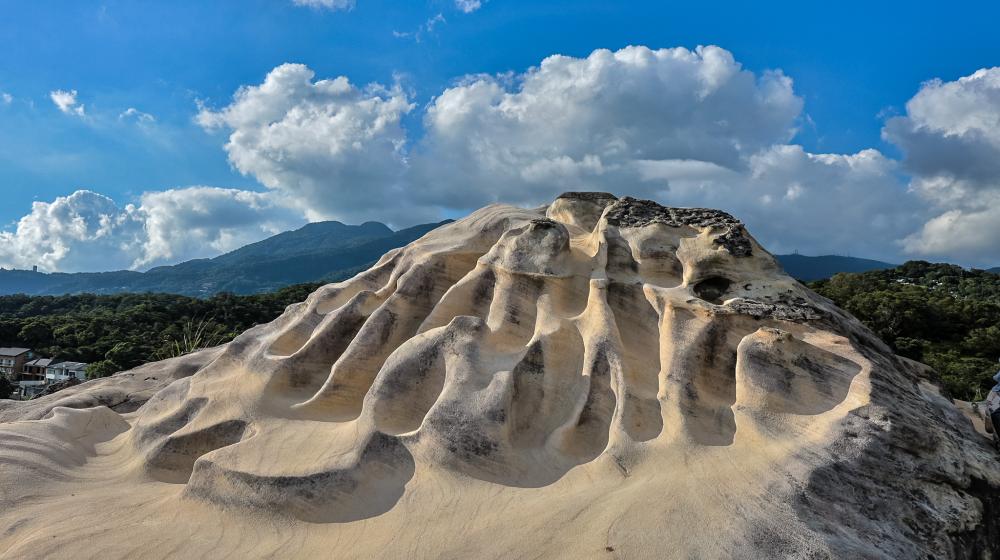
left=989, top=267, right=1000, bottom=274
left=0, top=230, right=949, bottom=295
left=0, top=220, right=451, bottom=297
left=775, top=254, right=896, bottom=281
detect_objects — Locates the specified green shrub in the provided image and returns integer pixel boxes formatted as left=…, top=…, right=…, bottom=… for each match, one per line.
left=810, top=262, right=1000, bottom=400
left=0, top=284, right=322, bottom=380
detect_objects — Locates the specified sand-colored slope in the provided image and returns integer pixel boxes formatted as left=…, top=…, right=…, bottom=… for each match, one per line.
left=1, top=193, right=997, bottom=559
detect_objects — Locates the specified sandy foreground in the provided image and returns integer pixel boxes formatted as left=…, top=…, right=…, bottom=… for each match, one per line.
left=1, top=193, right=998, bottom=559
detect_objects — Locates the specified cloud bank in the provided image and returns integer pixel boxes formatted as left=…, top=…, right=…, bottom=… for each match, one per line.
left=884, top=68, right=1000, bottom=264
left=4, top=47, right=998, bottom=272
left=194, top=46, right=926, bottom=261
left=0, top=189, right=304, bottom=272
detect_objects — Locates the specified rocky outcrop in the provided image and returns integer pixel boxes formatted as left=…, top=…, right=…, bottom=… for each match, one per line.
left=0, top=347, right=224, bottom=422
left=0, top=193, right=996, bottom=559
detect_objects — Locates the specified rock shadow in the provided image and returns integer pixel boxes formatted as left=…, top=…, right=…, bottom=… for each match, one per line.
left=184, top=431, right=416, bottom=524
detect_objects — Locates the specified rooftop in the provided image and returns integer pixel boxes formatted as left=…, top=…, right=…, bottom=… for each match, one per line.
left=49, top=361, right=87, bottom=369
left=0, top=347, right=30, bottom=357
left=25, top=358, right=55, bottom=367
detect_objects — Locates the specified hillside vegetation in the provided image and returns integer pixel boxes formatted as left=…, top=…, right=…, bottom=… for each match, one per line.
left=0, top=284, right=321, bottom=380
left=809, top=261, right=1000, bottom=400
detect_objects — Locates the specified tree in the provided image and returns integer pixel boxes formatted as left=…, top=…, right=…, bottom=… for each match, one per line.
left=810, top=262, right=1000, bottom=401
left=0, top=283, right=323, bottom=386
left=0, top=375, right=13, bottom=400
left=17, top=318, right=53, bottom=347
left=86, top=360, right=119, bottom=380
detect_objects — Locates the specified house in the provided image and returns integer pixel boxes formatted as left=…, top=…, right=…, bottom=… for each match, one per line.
left=0, top=348, right=32, bottom=376
left=16, top=357, right=55, bottom=397
left=22, top=357, right=54, bottom=376
left=45, top=361, right=88, bottom=382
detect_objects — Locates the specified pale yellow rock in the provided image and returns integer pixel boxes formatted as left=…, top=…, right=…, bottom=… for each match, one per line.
left=0, top=193, right=997, bottom=559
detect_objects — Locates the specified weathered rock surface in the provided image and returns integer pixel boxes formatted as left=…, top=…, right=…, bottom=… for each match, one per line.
left=0, top=193, right=996, bottom=559
left=0, top=347, right=224, bottom=422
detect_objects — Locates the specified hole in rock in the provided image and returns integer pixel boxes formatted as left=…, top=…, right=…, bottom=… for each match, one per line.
left=693, top=276, right=732, bottom=304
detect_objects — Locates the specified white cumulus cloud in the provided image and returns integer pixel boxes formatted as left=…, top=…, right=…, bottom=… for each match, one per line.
left=0, top=191, right=144, bottom=272
left=615, top=145, right=919, bottom=260
left=192, top=46, right=923, bottom=264
left=883, top=67, right=1000, bottom=266
left=412, top=45, right=805, bottom=210
left=197, top=63, right=415, bottom=222
left=134, top=187, right=306, bottom=269
left=733, top=146, right=920, bottom=258
left=50, top=89, right=85, bottom=116
left=0, top=189, right=306, bottom=272
left=14, top=46, right=1000, bottom=272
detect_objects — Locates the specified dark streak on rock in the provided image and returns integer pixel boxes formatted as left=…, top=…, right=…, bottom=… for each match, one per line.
left=725, top=298, right=822, bottom=321
left=556, top=192, right=619, bottom=202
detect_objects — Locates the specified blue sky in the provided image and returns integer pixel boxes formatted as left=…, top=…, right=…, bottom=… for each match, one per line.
left=2, top=0, right=1000, bottom=271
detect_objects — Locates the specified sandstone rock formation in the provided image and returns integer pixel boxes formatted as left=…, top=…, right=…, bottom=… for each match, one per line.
left=0, top=193, right=997, bottom=559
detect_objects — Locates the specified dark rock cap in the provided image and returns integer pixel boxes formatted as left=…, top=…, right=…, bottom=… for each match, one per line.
left=604, top=196, right=753, bottom=257
left=555, top=192, right=619, bottom=201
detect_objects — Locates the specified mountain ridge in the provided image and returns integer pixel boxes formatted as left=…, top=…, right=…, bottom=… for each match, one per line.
left=0, top=220, right=451, bottom=297
left=774, top=254, right=896, bottom=281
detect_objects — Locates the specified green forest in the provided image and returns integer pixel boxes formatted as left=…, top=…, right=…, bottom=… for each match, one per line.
left=1, top=260, right=998, bottom=402
left=0, top=283, right=321, bottom=385
left=809, top=261, right=1000, bottom=401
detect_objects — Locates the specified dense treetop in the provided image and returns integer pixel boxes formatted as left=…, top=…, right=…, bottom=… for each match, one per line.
left=809, top=261, right=1000, bottom=400
left=0, top=284, right=321, bottom=381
